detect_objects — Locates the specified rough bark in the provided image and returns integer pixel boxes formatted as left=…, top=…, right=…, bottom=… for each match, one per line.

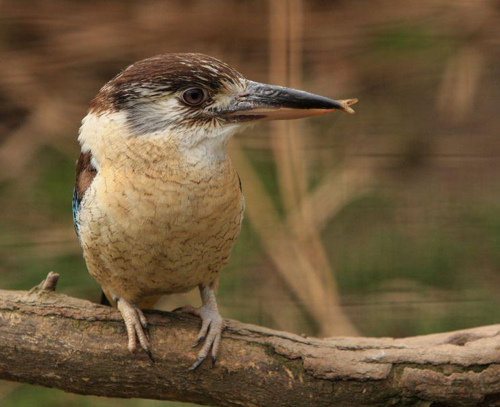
left=0, top=273, right=500, bottom=406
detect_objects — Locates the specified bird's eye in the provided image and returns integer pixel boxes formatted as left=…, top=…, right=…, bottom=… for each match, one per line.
left=181, top=87, right=208, bottom=106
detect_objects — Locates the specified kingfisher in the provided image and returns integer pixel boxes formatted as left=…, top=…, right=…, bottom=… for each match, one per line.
left=73, top=53, right=357, bottom=370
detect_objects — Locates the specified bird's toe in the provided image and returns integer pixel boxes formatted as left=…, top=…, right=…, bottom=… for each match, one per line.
left=117, top=298, right=153, bottom=361
left=189, top=309, right=225, bottom=370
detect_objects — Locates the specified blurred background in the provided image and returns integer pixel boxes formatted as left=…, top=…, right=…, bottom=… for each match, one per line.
left=1, top=0, right=500, bottom=405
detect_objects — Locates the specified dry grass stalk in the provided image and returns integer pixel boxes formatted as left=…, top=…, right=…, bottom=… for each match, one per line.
left=266, top=0, right=357, bottom=336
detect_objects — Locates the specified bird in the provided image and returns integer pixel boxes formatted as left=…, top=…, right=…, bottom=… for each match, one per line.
left=73, top=53, right=357, bottom=370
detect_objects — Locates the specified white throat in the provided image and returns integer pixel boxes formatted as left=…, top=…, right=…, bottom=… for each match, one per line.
left=176, top=122, right=241, bottom=163
left=78, top=111, right=245, bottom=170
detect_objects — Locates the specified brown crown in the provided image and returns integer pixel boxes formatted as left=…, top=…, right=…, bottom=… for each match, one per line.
left=89, top=53, right=244, bottom=114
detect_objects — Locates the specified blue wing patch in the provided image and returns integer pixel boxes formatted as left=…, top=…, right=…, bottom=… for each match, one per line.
left=72, top=187, right=81, bottom=241
left=74, top=150, right=97, bottom=244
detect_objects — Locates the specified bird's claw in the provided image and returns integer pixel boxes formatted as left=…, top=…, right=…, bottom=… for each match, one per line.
left=178, top=304, right=225, bottom=370
left=192, top=335, right=205, bottom=348
left=145, top=348, right=155, bottom=363
left=189, top=356, right=205, bottom=371
left=117, top=298, right=153, bottom=361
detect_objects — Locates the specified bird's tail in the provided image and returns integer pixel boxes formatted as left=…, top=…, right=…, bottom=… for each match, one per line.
left=100, top=291, right=113, bottom=306
left=99, top=290, right=161, bottom=310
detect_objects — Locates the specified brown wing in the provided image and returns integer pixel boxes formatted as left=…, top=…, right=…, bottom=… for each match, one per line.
left=75, top=151, right=97, bottom=200
left=73, top=151, right=97, bottom=238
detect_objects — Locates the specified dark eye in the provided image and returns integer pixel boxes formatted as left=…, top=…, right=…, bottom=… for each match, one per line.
left=181, top=87, right=208, bottom=106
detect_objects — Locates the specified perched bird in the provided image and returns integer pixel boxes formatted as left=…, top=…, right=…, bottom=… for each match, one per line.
left=73, top=53, right=357, bottom=370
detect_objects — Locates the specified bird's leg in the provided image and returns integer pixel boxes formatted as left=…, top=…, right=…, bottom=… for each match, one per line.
left=177, top=284, right=225, bottom=370
left=115, top=296, right=153, bottom=361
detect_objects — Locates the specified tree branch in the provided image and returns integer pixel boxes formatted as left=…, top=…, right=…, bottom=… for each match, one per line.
left=1, top=274, right=500, bottom=406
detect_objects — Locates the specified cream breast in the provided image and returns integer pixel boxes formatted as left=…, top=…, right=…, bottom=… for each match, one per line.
left=77, top=112, right=244, bottom=302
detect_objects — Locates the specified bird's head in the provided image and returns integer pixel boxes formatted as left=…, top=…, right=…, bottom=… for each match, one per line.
left=84, top=53, right=357, bottom=157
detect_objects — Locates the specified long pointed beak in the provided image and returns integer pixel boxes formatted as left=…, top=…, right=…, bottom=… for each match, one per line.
left=218, top=80, right=357, bottom=122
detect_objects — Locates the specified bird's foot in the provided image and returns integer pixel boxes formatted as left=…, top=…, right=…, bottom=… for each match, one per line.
left=177, top=304, right=225, bottom=370
left=117, top=298, right=153, bottom=361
